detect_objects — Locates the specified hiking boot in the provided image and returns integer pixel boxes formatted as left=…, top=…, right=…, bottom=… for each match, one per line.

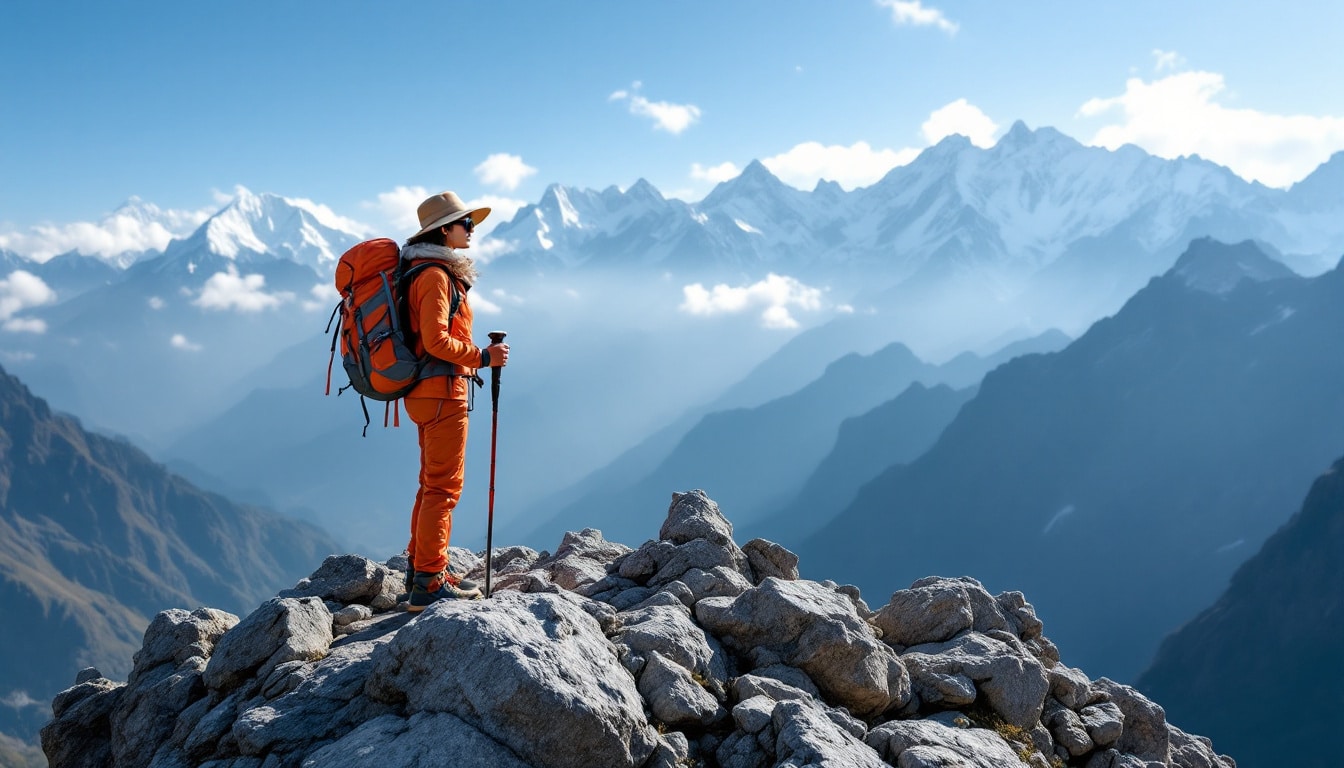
left=446, top=572, right=482, bottom=594
left=408, top=569, right=481, bottom=611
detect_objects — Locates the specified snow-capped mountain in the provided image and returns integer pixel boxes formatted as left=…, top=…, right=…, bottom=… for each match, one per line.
left=484, top=122, right=1344, bottom=285
left=160, top=187, right=365, bottom=273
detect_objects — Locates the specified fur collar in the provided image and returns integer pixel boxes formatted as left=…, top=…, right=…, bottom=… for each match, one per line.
left=400, top=243, right=477, bottom=287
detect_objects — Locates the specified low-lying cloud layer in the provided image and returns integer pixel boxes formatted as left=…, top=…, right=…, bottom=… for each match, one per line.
left=680, top=273, right=823, bottom=329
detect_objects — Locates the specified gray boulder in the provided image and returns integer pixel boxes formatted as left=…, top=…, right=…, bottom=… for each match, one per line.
left=696, top=577, right=910, bottom=718
left=660, top=489, right=738, bottom=547
left=1092, top=678, right=1169, bottom=763
left=866, top=717, right=1030, bottom=767
left=131, top=608, right=239, bottom=683
left=637, top=650, right=724, bottom=726
left=741, top=538, right=799, bottom=583
left=613, top=602, right=729, bottom=691
left=299, top=712, right=534, bottom=768
left=902, top=631, right=1050, bottom=728
left=873, top=576, right=1024, bottom=648
left=41, top=677, right=126, bottom=768
left=771, top=699, right=887, bottom=768
left=280, top=555, right=400, bottom=607
left=367, top=591, right=658, bottom=768
left=203, top=597, right=334, bottom=693
left=230, top=633, right=399, bottom=759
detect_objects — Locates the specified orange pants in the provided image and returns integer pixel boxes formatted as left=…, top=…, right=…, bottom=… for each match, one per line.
left=404, top=397, right=469, bottom=575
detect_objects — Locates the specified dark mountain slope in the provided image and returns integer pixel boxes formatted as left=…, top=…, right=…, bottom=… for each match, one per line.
left=0, top=365, right=340, bottom=744
left=1137, top=457, right=1344, bottom=768
left=800, top=239, right=1344, bottom=682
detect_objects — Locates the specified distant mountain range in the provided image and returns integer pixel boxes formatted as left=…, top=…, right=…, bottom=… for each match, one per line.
left=0, top=364, right=340, bottom=748
left=522, top=329, right=1069, bottom=549
left=798, top=238, right=1344, bottom=682
left=1137, top=456, right=1344, bottom=768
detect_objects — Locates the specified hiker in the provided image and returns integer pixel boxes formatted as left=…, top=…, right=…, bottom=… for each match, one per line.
left=401, top=191, right=509, bottom=611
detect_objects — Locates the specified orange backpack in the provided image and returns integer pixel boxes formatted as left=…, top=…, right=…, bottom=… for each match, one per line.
left=324, top=238, right=460, bottom=433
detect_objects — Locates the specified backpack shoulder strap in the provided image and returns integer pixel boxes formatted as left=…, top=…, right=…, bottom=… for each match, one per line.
left=397, top=261, right=463, bottom=350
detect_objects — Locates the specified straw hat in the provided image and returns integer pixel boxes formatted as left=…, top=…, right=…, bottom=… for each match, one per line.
left=411, top=191, right=491, bottom=238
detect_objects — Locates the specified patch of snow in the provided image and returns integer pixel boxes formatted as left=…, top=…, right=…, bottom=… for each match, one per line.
left=1042, top=504, right=1075, bottom=535
left=735, top=218, right=761, bottom=235
left=1250, top=306, right=1296, bottom=335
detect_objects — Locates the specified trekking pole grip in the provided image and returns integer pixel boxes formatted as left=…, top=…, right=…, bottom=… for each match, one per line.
left=488, top=331, right=507, bottom=401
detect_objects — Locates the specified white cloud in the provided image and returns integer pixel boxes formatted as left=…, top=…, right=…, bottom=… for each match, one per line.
left=472, top=294, right=502, bottom=315
left=364, top=185, right=429, bottom=233
left=610, top=83, right=702, bottom=134
left=695, top=97, right=997, bottom=194
left=3, top=317, right=47, bottom=333
left=762, top=141, right=920, bottom=190
left=194, top=266, right=294, bottom=312
left=921, top=98, right=1000, bottom=147
left=147, top=296, right=165, bottom=310
left=1, top=350, right=36, bottom=363
left=360, top=187, right=527, bottom=244
left=679, top=273, right=823, bottom=329
left=1078, top=70, right=1344, bottom=188
left=474, top=153, right=538, bottom=192
left=0, top=270, right=56, bottom=324
left=1152, top=49, right=1185, bottom=73
left=1, top=690, right=42, bottom=709
left=302, top=282, right=340, bottom=312
left=0, top=198, right=211, bottom=264
left=877, top=0, right=959, bottom=34
left=170, top=333, right=202, bottom=351
left=691, top=161, right=742, bottom=183
left=490, top=288, right=525, bottom=305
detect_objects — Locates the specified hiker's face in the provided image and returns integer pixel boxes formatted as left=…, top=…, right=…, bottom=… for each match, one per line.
left=444, top=220, right=471, bottom=249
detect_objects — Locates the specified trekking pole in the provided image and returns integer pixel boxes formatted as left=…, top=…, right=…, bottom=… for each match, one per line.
left=484, top=330, right=507, bottom=599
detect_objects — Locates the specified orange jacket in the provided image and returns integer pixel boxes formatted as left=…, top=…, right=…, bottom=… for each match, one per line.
left=405, top=263, right=482, bottom=401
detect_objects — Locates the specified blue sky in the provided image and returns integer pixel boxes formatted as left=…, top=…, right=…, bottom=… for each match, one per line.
left=3, top=1, right=1343, bottom=261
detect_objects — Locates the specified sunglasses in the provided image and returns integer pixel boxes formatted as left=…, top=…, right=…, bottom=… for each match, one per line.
left=447, top=217, right=474, bottom=233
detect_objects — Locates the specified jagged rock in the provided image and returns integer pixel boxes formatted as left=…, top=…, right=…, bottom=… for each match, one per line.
left=1167, top=725, right=1232, bottom=768
left=1080, top=700, right=1125, bottom=747
left=733, top=669, right=822, bottom=702
left=495, top=529, right=633, bottom=595
left=333, top=604, right=373, bottom=628
left=76, top=668, right=104, bottom=685
left=299, top=712, right=534, bottom=767
left=696, top=577, right=910, bottom=718
left=902, top=631, right=1050, bottom=728
left=1092, top=678, right=1169, bottom=762
left=866, top=717, right=1029, bottom=767
left=41, top=489, right=1234, bottom=768
left=637, top=650, right=724, bottom=726
left=230, top=632, right=399, bottom=759
left=680, top=566, right=754, bottom=603
left=41, top=677, right=125, bottom=768
left=1044, top=698, right=1095, bottom=757
left=873, top=576, right=1025, bottom=648
left=203, top=597, right=334, bottom=693
left=771, top=699, right=887, bottom=767
left=661, top=489, right=738, bottom=547
left=366, top=591, right=659, bottom=768
left=111, top=655, right=208, bottom=768
left=132, top=608, right=239, bottom=683
left=279, top=555, right=400, bottom=607
left=741, top=538, right=799, bottom=583
left=733, top=696, right=776, bottom=734
left=1049, top=664, right=1094, bottom=710
left=613, top=602, right=729, bottom=690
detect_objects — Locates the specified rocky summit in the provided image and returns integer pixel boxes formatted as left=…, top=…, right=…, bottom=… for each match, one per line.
left=41, top=491, right=1234, bottom=768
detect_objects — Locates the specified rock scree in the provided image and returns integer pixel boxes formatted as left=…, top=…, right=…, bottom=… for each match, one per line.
left=41, top=490, right=1236, bottom=768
